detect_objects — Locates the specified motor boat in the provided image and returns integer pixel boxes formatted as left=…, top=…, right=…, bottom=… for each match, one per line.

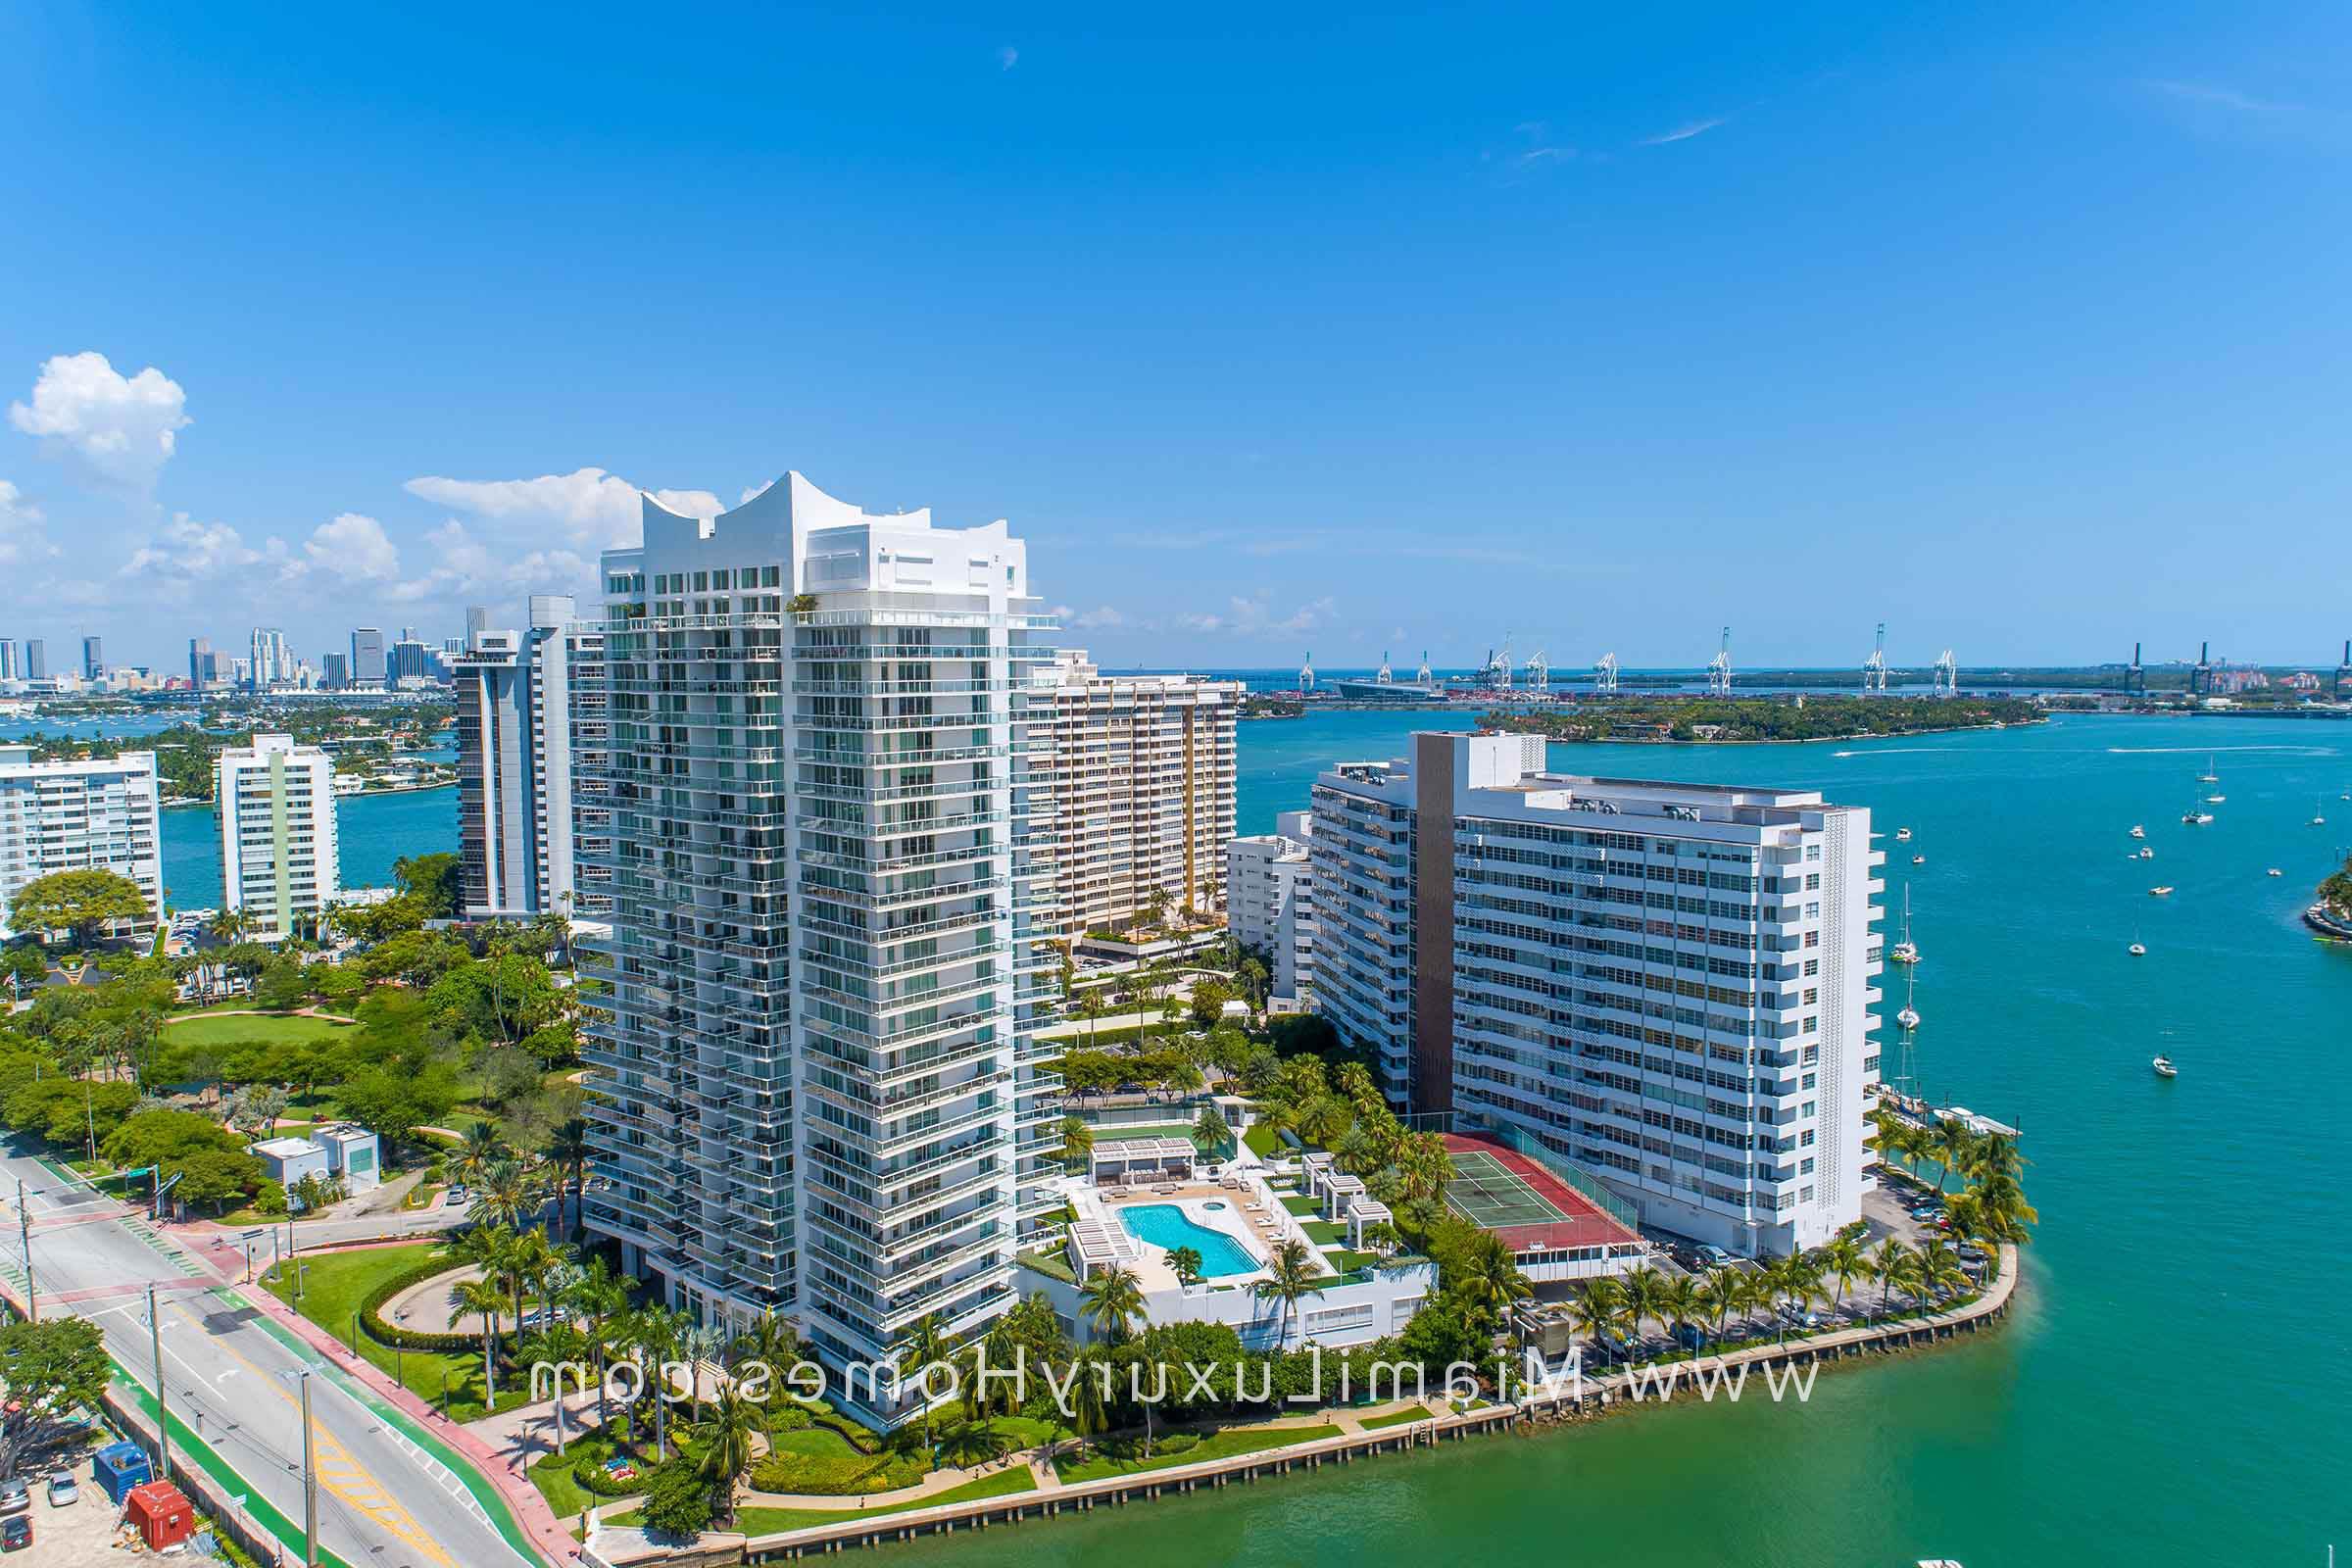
left=2149, top=886, right=2174, bottom=897
left=2129, top=825, right=2145, bottom=839
left=2268, top=867, right=2284, bottom=877
left=1895, top=827, right=1913, bottom=842
left=1911, top=854, right=1926, bottom=865
left=2152, top=1055, right=2177, bottom=1079
left=2181, top=808, right=2214, bottom=826
left=2139, top=848, right=2154, bottom=859
left=2128, top=940, right=2146, bottom=956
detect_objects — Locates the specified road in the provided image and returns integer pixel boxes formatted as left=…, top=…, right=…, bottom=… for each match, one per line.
left=1, top=1137, right=541, bottom=1568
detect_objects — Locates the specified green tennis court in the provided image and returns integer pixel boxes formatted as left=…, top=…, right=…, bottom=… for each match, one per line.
left=1445, top=1148, right=1571, bottom=1229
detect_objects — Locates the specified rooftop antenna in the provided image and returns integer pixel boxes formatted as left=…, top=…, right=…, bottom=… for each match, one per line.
left=1416, top=650, right=1433, bottom=686
left=1863, top=621, right=1888, bottom=694
left=1376, top=650, right=1394, bottom=685
left=1594, top=651, right=1620, bottom=695
left=1298, top=651, right=1315, bottom=694
left=1706, top=626, right=1733, bottom=697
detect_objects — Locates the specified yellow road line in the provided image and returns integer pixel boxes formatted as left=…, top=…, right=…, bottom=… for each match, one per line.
left=163, top=1299, right=456, bottom=1568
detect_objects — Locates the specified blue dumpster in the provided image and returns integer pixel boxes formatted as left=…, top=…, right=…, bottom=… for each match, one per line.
left=92, top=1442, right=152, bottom=1504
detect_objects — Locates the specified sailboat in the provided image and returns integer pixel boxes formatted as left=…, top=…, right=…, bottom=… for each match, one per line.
left=2313, top=798, right=2329, bottom=827
left=2180, top=785, right=2214, bottom=826
left=1890, top=886, right=1921, bottom=965
left=1895, top=963, right=1922, bottom=1033
left=2198, top=757, right=2219, bottom=784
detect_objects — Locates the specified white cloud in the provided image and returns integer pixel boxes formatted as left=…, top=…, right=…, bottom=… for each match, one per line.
left=8, top=351, right=190, bottom=491
left=389, top=519, right=593, bottom=605
left=1173, top=595, right=1336, bottom=638
left=302, top=512, right=401, bottom=583
left=402, top=466, right=723, bottom=551
left=1641, top=116, right=1727, bottom=145
left=0, top=479, right=53, bottom=565
left=118, top=513, right=291, bottom=593
left=1070, top=606, right=1127, bottom=630
left=2149, top=80, right=2300, bottom=115
left=999, top=45, right=1019, bottom=70
left=739, top=480, right=774, bottom=506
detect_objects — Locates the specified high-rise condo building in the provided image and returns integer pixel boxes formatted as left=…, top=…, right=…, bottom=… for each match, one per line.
left=23, top=641, right=44, bottom=681
left=453, top=595, right=611, bottom=920
left=217, top=734, right=340, bottom=939
left=187, top=637, right=220, bottom=690
left=466, top=606, right=491, bottom=643
left=580, top=472, right=1061, bottom=1420
left=389, top=629, right=434, bottom=685
left=1309, top=731, right=1883, bottom=1255
left=1226, top=808, right=1315, bottom=1008
left=321, top=652, right=349, bottom=690
left=80, top=637, right=103, bottom=680
left=1032, top=650, right=1239, bottom=935
left=351, top=627, right=387, bottom=687
left=0, top=641, right=17, bottom=682
left=0, top=745, right=164, bottom=941
left=249, top=627, right=291, bottom=690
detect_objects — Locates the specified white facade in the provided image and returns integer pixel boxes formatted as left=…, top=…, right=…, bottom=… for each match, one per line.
left=1309, top=731, right=1883, bottom=1256
left=0, top=745, right=164, bottom=940
left=453, top=595, right=611, bottom=919
left=1033, top=650, right=1239, bottom=934
left=1225, top=808, right=1314, bottom=1007
left=249, top=627, right=291, bottom=690
left=216, top=734, right=340, bottom=939
left=580, top=472, right=1062, bottom=1425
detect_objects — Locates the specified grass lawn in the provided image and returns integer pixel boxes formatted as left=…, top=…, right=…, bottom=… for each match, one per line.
left=615, top=1469, right=1037, bottom=1536
left=1242, top=1122, right=1288, bottom=1158
left=528, top=1436, right=619, bottom=1518
left=1054, top=1422, right=1344, bottom=1483
left=162, top=1011, right=355, bottom=1048
left=262, top=1240, right=531, bottom=1423
left=1087, top=1123, right=1198, bottom=1145
left=1299, top=1219, right=1345, bottom=1244
left=1325, top=1249, right=1378, bottom=1271
left=1357, top=1404, right=1430, bottom=1430
left=1279, top=1195, right=1321, bottom=1217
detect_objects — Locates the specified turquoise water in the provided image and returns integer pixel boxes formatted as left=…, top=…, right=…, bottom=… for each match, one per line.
left=905, top=710, right=2352, bottom=1566
left=1117, top=1203, right=1262, bottom=1279
left=157, top=788, right=457, bottom=908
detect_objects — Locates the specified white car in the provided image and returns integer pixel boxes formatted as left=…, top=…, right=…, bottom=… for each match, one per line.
left=43, top=1473, right=74, bottom=1508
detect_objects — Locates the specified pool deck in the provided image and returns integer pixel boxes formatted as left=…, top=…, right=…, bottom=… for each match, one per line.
left=1091, top=1177, right=1333, bottom=1291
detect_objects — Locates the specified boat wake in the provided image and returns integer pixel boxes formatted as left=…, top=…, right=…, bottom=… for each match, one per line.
left=1832, top=747, right=1961, bottom=758
left=2105, top=745, right=2337, bottom=756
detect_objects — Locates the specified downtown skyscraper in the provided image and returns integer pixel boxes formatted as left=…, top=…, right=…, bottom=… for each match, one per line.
left=578, top=473, right=1061, bottom=1418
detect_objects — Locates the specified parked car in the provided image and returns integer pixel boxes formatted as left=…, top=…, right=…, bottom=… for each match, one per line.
left=0, top=1478, right=26, bottom=1516
left=1778, top=1304, right=1824, bottom=1331
left=0, top=1515, right=26, bottom=1551
left=41, top=1473, right=73, bottom=1508
left=1696, top=1245, right=1737, bottom=1268
left=446, top=1185, right=470, bottom=1205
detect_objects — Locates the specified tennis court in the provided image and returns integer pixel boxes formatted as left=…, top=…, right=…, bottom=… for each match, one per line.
left=1441, top=1133, right=1642, bottom=1252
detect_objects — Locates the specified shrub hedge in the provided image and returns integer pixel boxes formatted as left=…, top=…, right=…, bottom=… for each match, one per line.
left=359, top=1255, right=476, bottom=1352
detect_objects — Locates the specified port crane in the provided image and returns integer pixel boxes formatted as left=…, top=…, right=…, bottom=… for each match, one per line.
left=1593, top=652, right=1620, bottom=695
left=1862, top=621, right=1889, bottom=694
left=1527, top=649, right=1549, bottom=696
left=1933, top=649, right=1958, bottom=698
left=1298, top=652, right=1316, bottom=694
left=1705, top=627, right=1733, bottom=697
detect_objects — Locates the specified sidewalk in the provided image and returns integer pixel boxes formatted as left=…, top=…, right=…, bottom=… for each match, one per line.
left=174, top=1215, right=579, bottom=1566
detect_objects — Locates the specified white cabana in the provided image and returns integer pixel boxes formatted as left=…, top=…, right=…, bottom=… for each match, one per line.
left=1346, top=1197, right=1392, bottom=1250
left=1321, top=1172, right=1365, bottom=1221
left=1089, top=1137, right=1198, bottom=1185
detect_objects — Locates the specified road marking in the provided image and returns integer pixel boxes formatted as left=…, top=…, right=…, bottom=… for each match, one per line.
left=158, top=1298, right=458, bottom=1568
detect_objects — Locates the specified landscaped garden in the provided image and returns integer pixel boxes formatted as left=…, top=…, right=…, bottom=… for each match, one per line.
left=1053, top=1421, right=1345, bottom=1483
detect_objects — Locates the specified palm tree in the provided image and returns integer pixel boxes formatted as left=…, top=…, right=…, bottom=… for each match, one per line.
left=727, top=1310, right=801, bottom=1385
left=1168, top=1246, right=1204, bottom=1290
left=900, top=1313, right=960, bottom=1456
left=449, top=1275, right=508, bottom=1401
left=1571, top=1277, right=1626, bottom=1360
left=501, top=1226, right=563, bottom=1339
left=1870, top=1238, right=1917, bottom=1323
left=1191, top=1104, right=1233, bottom=1161
left=626, top=1304, right=687, bottom=1458
left=1915, top=1239, right=1970, bottom=1303
left=1930, top=1118, right=1973, bottom=1196
left=1617, top=1263, right=1667, bottom=1352
left=470, top=1157, right=536, bottom=1233
left=545, top=1118, right=592, bottom=1239
left=1058, top=1115, right=1094, bottom=1173
left=1459, top=1233, right=1533, bottom=1332
left=454, top=1120, right=507, bottom=1190
left=1819, top=1234, right=1867, bottom=1320
left=691, top=1387, right=759, bottom=1526
left=1081, top=1263, right=1147, bottom=1346
left=1658, top=1273, right=1702, bottom=1351
left=1068, top=1354, right=1109, bottom=1459
left=563, top=1257, right=632, bottom=1425
left=1251, top=1239, right=1318, bottom=1347
left=1296, top=1094, right=1352, bottom=1149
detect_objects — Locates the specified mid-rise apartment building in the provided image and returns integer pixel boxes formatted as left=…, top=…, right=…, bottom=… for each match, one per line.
left=0, top=745, right=164, bottom=940
left=1225, top=808, right=1314, bottom=1008
left=217, top=734, right=340, bottom=939
left=579, top=472, right=1062, bottom=1420
left=1310, top=731, right=1883, bottom=1255
left=1032, top=650, right=1238, bottom=934
left=453, top=595, right=611, bottom=919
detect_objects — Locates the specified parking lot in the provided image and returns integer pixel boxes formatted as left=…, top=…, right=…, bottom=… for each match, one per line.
left=5, top=1466, right=135, bottom=1566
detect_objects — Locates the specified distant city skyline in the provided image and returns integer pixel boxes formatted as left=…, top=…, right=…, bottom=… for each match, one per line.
left=7, top=7, right=2351, bottom=670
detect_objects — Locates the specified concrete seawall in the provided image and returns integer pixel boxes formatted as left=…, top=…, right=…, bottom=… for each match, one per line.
left=587, top=1247, right=2021, bottom=1566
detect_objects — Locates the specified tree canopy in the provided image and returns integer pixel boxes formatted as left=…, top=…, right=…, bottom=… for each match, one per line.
left=8, top=869, right=149, bottom=950
left=0, top=1317, right=109, bottom=1480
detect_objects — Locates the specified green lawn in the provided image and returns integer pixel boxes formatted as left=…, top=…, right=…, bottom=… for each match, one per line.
left=1279, top=1195, right=1321, bottom=1217
left=1357, top=1404, right=1430, bottom=1431
left=528, top=1436, right=620, bottom=1518
left=162, top=1011, right=355, bottom=1048
left=262, top=1240, right=531, bottom=1422
left=613, top=1469, right=1037, bottom=1536
left=1088, top=1123, right=1198, bottom=1145
left=1053, top=1422, right=1344, bottom=1483
left=1299, top=1219, right=1345, bottom=1244
left=1243, top=1122, right=1288, bottom=1158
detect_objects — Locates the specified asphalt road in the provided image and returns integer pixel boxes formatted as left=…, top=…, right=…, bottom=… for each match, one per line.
left=2, top=1137, right=539, bottom=1568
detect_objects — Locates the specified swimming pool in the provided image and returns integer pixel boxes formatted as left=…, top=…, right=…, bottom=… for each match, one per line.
left=1116, top=1203, right=1260, bottom=1278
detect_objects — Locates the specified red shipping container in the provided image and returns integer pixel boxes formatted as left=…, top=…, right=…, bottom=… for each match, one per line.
left=124, top=1480, right=196, bottom=1549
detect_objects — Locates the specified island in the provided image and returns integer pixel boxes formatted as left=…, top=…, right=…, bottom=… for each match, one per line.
left=1481, top=693, right=2044, bottom=745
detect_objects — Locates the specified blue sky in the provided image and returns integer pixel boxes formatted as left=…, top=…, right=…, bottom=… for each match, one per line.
left=6, top=2, right=2349, bottom=674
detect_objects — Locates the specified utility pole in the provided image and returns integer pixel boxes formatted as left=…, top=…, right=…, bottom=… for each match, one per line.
left=147, top=1283, right=170, bottom=1481
left=16, top=1177, right=33, bottom=1323
left=298, top=1368, right=320, bottom=1567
